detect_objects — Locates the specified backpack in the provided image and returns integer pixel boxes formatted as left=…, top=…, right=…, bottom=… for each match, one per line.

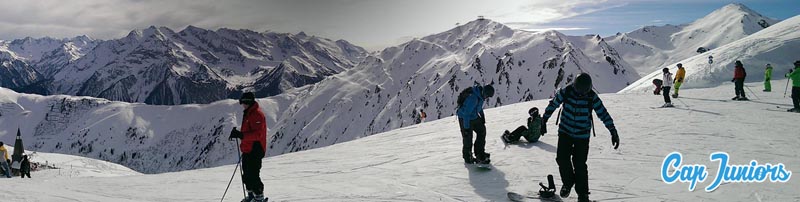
left=456, top=87, right=474, bottom=108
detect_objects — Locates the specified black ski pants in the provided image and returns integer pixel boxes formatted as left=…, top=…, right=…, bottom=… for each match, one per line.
left=459, top=117, right=487, bottom=161
left=556, top=133, right=590, bottom=196
left=792, top=87, right=800, bottom=109
left=242, top=143, right=265, bottom=195
left=735, top=79, right=746, bottom=98
left=662, top=86, right=671, bottom=103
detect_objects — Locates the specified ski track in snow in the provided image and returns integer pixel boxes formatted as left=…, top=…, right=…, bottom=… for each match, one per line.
left=0, top=80, right=797, bottom=201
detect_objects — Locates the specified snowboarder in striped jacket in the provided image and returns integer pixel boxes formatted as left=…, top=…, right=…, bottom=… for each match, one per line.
left=541, top=73, right=619, bottom=202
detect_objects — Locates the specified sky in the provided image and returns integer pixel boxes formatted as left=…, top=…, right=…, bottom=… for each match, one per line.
left=0, top=0, right=797, bottom=51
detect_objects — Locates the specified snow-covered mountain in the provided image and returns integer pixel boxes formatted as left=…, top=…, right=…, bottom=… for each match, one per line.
left=2, top=26, right=368, bottom=105
left=265, top=19, right=639, bottom=155
left=0, top=19, right=638, bottom=173
left=620, top=14, right=800, bottom=93
left=2, top=80, right=798, bottom=201
left=606, top=3, right=780, bottom=75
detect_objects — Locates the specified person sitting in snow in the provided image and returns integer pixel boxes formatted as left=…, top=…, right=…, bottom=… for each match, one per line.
left=501, top=107, right=543, bottom=144
left=541, top=73, right=619, bottom=202
left=20, top=155, right=31, bottom=178
left=456, top=84, right=495, bottom=164
left=661, top=68, right=674, bottom=107
left=786, top=61, right=800, bottom=112
left=229, top=92, right=269, bottom=202
left=652, top=79, right=663, bottom=95
left=732, top=60, right=748, bottom=100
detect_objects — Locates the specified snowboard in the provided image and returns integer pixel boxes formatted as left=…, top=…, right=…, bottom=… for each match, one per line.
left=507, top=191, right=562, bottom=202
left=475, top=163, right=492, bottom=170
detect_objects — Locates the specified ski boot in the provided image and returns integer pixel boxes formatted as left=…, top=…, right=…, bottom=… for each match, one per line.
left=463, top=154, right=476, bottom=164
left=475, top=153, right=491, bottom=165
left=737, top=97, right=749, bottom=101
left=560, top=184, right=572, bottom=198
left=787, top=108, right=800, bottom=113
left=242, top=192, right=254, bottom=202
left=732, top=96, right=740, bottom=100
left=662, top=102, right=674, bottom=108
left=254, top=194, right=267, bottom=202
left=501, top=130, right=513, bottom=145
left=672, top=93, right=678, bottom=98
left=578, top=194, right=592, bottom=202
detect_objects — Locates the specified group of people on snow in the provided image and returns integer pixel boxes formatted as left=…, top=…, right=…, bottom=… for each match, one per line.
left=0, top=142, right=32, bottom=178
left=652, top=60, right=800, bottom=112
left=455, top=73, right=619, bottom=202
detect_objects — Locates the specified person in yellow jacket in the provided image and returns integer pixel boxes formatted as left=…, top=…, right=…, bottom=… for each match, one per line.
left=764, top=64, right=773, bottom=92
left=673, top=63, right=686, bottom=98
left=0, top=142, right=11, bottom=178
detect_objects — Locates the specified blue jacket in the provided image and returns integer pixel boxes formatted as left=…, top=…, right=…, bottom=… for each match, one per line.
left=456, top=86, right=485, bottom=129
left=543, top=85, right=615, bottom=139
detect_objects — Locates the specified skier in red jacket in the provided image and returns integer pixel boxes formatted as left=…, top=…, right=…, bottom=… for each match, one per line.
left=230, top=92, right=268, bottom=202
left=732, top=60, right=748, bottom=100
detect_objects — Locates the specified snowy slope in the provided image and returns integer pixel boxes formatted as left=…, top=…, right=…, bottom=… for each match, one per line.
left=606, top=3, right=779, bottom=75
left=266, top=19, right=639, bottom=155
left=1, top=80, right=797, bottom=201
left=1, top=26, right=367, bottom=105
left=620, top=15, right=800, bottom=93
left=5, top=148, right=140, bottom=178
left=0, top=87, right=297, bottom=174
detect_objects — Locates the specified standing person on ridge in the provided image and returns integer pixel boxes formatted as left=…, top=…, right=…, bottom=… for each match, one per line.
left=786, top=61, right=800, bottom=112
left=541, top=73, right=619, bottom=202
left=673, top=64, right=686, bottom=98
left=764, top=64, right=773, bottom=92
left=229, top=92, right=269, bottom=202
left=732, top=60, right=748, bottom=101
left=661, top=68, right=674, bottom=107
left=456, top=84, right=495, bottom=165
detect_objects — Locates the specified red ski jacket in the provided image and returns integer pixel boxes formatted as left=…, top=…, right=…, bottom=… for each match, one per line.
left=733, top=65, right=746, bottom=79
left=240, top=102, right=268, bottom=154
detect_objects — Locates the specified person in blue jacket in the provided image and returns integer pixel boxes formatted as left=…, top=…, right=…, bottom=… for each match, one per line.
left=541, top=73, right=619, bottom=202
left=456, top=84, right=495, bottom=164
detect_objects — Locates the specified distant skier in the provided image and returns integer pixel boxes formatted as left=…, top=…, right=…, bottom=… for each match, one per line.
left=673, top=64, right=686, bottom=98
left=732, top=60, right=748, bottom=100
left=661, top=68, right=674, bottom=107
left=652, top=79, right=663, bottom=95
left=708, top=55, right=714, bottom=64
left=764, top=64, right=773, bottom=92
left=20, top=155, right=31, bottom=178
left=541, top=73, right=619, bottom=202
left=786, top=61, right=800, bottom=112
left=456, top=84, right=495, bottom=164
left=420, top=109, right=427, bottom=123
left=0, top=142, right=10, bottom=178
left=229, top=92, right=269, bottom=202
left=501, top=107, right=543, bottom=144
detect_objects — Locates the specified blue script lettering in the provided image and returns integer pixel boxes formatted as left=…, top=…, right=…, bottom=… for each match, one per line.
left=661, top=152, right=707, bottom=191
left=705, top=152, right=793, bottom=192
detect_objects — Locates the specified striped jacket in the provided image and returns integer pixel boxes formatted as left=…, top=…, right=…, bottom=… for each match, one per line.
left=543, top=85, right=615, bottom=139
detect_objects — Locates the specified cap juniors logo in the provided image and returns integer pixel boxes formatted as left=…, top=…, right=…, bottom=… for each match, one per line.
left=661, top=152, right=792, bottom=192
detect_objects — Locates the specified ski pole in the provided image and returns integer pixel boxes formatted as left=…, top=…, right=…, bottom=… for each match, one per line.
left=744, top=85, right=761, bottom=100
left=221, top=145, right=243, bottom=202
left=236, top=138, right=246, bottom=198
left=785, top=79, right=791, bottom=98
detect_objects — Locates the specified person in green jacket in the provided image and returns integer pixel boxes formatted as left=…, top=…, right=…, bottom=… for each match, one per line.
left=764, top=64, right=773, bottom=92
left=786, top=61, right=800, bottom=112
left=501, top=107, right=543, bottom=144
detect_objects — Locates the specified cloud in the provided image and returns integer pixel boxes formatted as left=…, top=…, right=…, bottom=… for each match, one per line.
left=0, top=0, right=629, bottom=50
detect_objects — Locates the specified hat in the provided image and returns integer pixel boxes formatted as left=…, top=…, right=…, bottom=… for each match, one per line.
left=482, top=85, right=495, bottom=98
left=574, top=73, right=592, bottom=94
left=528, top=107, right=539, bottom=116
left=735, top=60, right=743, bottom=66
left=677, top=63, right=683, bottom=67
left=239, top=92, right=256, bottom=105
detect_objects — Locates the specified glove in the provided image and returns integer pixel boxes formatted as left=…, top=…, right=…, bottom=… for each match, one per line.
left=731, top=78, right=735, bottom=82
left=540, top=121, right=548, bottom=136
left=610, top=129, right=619, bottom=149
left=229, top=127, right=243, bottom=140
